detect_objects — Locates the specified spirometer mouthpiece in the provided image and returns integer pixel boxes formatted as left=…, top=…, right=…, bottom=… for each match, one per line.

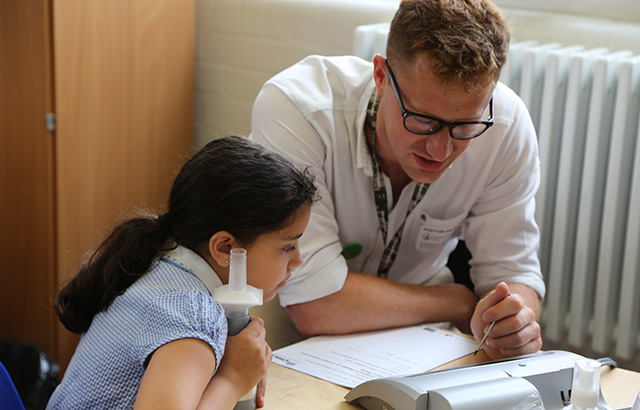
left=229, top=248, right=247, bottom=292
left=213, top=248, right=263, bottom=328
left=570, top=358, right=601, bottom=410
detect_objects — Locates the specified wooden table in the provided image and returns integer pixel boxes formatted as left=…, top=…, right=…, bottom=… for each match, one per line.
left=263, top=350, right=640, bottom=409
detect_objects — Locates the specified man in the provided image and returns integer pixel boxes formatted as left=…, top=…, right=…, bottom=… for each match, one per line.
left=250, top=0, right=544, bottom=360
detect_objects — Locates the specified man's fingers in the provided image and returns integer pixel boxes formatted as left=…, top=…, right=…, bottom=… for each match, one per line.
left=477, top=282, right=510, bottom=321
left=487, top=317, right=541, bottom=351
left=495, top=335, right=543, bottom=357
left=485, top=293, right=526, bottom=324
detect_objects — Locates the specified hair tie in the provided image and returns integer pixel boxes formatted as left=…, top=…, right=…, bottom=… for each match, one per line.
left=157, top=212, right=172, bottom=233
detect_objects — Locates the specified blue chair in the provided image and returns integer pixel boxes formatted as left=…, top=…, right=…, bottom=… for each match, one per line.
left=0, top=360, right=26, bottom=410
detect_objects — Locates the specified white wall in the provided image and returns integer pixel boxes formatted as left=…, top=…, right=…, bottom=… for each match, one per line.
left=194, top=0, right=398, bottom=147
left=498, top=7, right=640, bottom=53
left=494, top=0, right=640, bottom=23
left=194, top=0, right=640, bottom=147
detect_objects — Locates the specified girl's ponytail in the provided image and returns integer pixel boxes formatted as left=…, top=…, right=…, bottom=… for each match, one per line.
left=54, top=217, right=174, bottom=333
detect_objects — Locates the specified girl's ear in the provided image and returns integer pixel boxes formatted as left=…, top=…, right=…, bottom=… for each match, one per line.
left=207, top=231, right=236, bottom=267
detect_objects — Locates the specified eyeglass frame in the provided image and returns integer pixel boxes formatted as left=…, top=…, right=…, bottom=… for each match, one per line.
left=384, top=58, right=494, bottom=140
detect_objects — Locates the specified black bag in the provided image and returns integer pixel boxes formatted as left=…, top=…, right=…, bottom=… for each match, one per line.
left=0, top=342, right=59, bottom=410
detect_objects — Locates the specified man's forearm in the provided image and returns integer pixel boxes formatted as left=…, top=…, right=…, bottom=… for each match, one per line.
left=285, top=272, right=477, bottom=336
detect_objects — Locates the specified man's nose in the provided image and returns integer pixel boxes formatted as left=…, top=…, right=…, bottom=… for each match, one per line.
left=424, top=128, right=453, bottom=161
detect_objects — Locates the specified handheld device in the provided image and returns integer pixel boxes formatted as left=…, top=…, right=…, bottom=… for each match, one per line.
left=213, top=248, right=263, bottom=410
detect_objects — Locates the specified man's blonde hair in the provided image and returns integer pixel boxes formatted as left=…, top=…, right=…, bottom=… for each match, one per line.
left=387, top=0, right=510, bottom=91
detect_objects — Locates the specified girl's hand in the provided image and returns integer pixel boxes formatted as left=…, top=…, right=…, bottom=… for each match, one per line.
left=216, top=316, right=272, bottom=401
left=133, top=318, right=271, bottom=410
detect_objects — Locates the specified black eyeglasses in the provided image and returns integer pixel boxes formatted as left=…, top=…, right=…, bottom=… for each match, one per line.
left=385, top=58, right=494, bottom=140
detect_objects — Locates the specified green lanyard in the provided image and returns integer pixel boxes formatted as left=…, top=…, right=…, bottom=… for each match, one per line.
left=367, top=89, right=429, bottom=279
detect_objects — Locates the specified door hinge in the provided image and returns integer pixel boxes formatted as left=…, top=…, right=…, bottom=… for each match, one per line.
left=46, top=113, right=56, bottom=132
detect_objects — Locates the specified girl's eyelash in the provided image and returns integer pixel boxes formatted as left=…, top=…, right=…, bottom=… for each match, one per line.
left=284, top=245, right=296, bottom=252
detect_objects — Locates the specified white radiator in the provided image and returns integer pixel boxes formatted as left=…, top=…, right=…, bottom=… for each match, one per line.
left=354, top=25, right=640, bottom=363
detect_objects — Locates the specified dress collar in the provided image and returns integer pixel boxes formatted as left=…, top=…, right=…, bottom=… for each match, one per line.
left=162, top=245, right=223, bottom=294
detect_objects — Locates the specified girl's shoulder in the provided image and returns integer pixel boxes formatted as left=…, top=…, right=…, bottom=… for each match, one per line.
left=114, top=258, right=224, bottom=328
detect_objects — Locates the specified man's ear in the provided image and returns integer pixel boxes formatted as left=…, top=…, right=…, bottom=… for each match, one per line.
left=372, top=54, right=387, bottom=95
left=207, top=231, right=236, bottom=267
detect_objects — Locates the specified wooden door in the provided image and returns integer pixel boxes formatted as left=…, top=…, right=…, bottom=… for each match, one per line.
left=52, top=0, right=195, bottom=369
left=0, top=0, right=57, bottom=355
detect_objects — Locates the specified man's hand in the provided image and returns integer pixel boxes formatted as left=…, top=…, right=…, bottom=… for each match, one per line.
left=471, top=282, right=542, bottom=359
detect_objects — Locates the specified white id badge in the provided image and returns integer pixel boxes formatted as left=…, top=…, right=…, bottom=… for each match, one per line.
left=417, top=213, right=467, bottom=250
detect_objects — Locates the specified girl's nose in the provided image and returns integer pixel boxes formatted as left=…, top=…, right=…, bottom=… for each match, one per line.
left=289, top=246, right=303, bottom=269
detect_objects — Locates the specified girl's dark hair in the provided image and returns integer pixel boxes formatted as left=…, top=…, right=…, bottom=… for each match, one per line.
left=54, top=136, right=318, bottom=333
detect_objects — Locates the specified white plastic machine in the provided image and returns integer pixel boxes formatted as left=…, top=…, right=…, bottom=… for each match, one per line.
left=345, top=351, right=615, bottom=410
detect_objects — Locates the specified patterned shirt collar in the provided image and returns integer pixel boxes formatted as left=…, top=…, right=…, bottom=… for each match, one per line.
left=162, top=245, right=223, bottom=294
